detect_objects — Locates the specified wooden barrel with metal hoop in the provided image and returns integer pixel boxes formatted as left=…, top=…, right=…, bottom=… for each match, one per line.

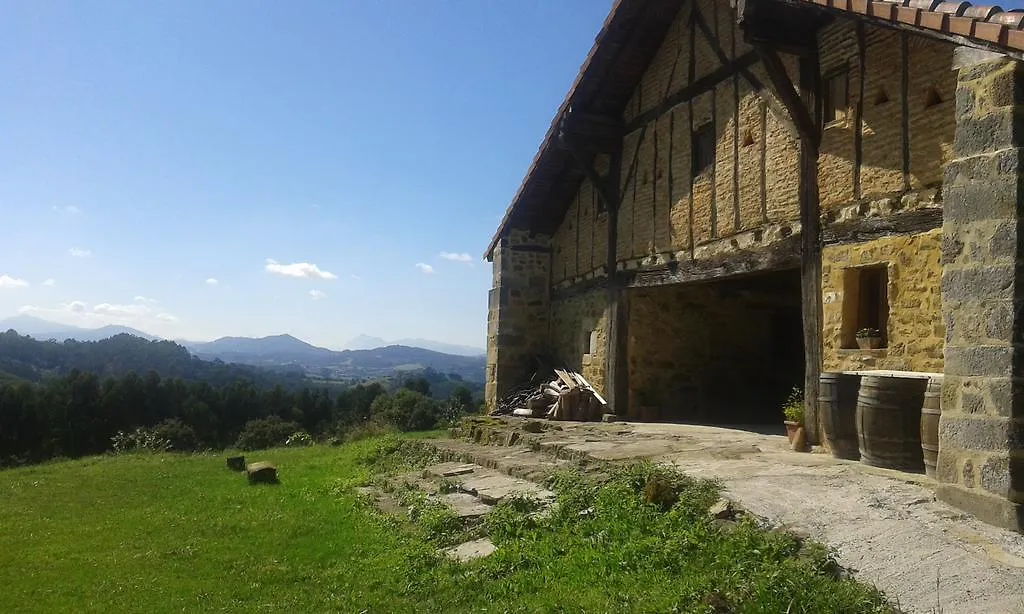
left=920, top=376, right=943, bottom=478
left=856, top=375, right=927, bottom=472
left=819, top=372, right=861, bottom=460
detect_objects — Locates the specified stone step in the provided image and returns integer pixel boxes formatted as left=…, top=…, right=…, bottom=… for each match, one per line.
left=437, top=492, right=493, bottom=518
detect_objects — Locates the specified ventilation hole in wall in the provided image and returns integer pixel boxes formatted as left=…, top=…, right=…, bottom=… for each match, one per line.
left=873, top=88, right=890, bottom=106
left=924, top=87, right=942, bottom=108
left=741, top=130, right=755, bottom=147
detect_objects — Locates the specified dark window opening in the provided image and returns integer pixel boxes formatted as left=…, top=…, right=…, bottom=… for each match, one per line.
left=693, top=123, right=715, bottom=178
left=823, top=71, right=849, bottom=125
left=841, top=265, right=889, bottom=349
left=741, top=129, right=755, bottom=147
left=874, top=87, right=890, bottom=106
left=924, top=87, right=943, bottom=109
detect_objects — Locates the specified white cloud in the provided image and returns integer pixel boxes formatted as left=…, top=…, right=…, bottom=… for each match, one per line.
left=415, top=263, right=435, bottom=275
left=53, top=205, right=80, bottom=214
left=93, top=302, right=149, bottom=317
left=0, top=274, right=29, bottom=289
left=205, top=278, right=219, bottom=286
left=264, top=258, right=338, bottom=280
left=69, top=247, right=92, bottom=258
left=350, top=274, right=362, bottom=281
left=308, top=289, right=326, bottom=300
left=440, top=252, right=473, bottom=263
left=42, top=279, right=56, bottom=287
left=18, top=299, right=179, bottom=334
left=134, top=295, right=157, bottom=304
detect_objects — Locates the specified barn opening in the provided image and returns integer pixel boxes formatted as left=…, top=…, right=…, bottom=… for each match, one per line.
left=626, top=268, right=804, bottom=427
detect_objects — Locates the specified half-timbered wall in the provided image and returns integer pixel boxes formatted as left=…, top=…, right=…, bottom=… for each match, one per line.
left=816, top=20, right=954, bottom=373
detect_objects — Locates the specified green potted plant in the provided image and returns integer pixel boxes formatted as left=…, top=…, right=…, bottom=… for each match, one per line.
left=856, top=327, right=882, bottom=350
left=782, top=387, right=803, bottom=444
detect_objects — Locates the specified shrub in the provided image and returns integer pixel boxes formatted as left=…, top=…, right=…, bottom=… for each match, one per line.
left=284, top=430, right=313, bottom=447
left=150, top=418, right=199, bottom=452
left=235, top=416, right=301, bottom=451
left=111, top=427, right=171, bottom=454
left=370, top=389, right=441, bottom=432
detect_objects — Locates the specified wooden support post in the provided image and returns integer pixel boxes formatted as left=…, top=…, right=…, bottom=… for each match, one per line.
left=604, top=145, right=628, bottom=416
left=756, top=44, right=822, bottom=444
left=799, top=53, right=823, bottom=446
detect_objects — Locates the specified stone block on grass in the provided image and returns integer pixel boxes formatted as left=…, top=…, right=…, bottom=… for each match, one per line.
left=226, top=456, right=245, bottom=471
left=246, top=461, right=278, bottom=485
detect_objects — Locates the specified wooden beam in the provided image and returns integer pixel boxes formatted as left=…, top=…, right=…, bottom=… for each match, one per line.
left=798, top=51, right=823, bottom=446
left=625, top=52, right=760, bottom=134
left=620, top=236, right=802, bottom=289
left=900, top=33, right=911, bottom=192
left=822, top=207, right=942, bottom=244
left=754, top=46, right=820, bottom=149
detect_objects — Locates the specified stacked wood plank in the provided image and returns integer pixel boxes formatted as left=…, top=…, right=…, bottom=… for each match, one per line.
left=492, top=368, right=607, bottom=422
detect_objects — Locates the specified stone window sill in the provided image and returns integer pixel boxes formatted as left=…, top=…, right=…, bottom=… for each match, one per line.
left=837, top=348, right=888, bottom=356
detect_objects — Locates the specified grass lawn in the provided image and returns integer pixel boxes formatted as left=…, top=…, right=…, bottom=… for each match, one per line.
left=0, top=436, right=895, bottom=613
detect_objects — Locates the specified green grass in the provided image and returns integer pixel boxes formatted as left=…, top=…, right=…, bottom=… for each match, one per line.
left=0, top=436, right=896, bottom=614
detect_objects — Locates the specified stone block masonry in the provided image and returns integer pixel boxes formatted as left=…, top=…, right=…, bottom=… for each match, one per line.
left=485, top=230, right=551, bottom=410
left=821, top=229, right=944, bottom=374
left=938, top=49, right=1024, bottom=532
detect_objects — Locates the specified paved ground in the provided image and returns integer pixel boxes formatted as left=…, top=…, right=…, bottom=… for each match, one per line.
left=435, top=418, right=1024, bottom=614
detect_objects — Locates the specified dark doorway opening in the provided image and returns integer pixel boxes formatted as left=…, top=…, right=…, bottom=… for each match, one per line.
left=627, top=268, right=805, bottom=427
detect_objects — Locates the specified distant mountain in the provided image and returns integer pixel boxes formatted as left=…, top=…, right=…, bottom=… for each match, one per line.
left=0, top=315, right=158, bottom=342
left=0, top=316, right=485, bottom=381
left=192, top=337, right=485, bottom=382
left=344, top=334, right=388, bottom=350
left=344, top=334, right=484, bottom=357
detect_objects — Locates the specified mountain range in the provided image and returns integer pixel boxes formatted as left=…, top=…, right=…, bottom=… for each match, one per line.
left=343, top=334, right=484, bottom=357
left=0, top=315, right=486, bottom=382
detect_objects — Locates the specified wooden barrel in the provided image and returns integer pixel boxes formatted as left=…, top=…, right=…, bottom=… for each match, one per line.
left=920, top=376, right=943, bottom=478
left=856, top=375, right=928, bottom=472
left=819, top=372, right=861, bottom=460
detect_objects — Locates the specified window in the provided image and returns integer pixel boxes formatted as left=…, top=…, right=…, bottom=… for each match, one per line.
left=693, top=123, right=715, bottom=178
left=841, top=265, right=889, bottom=349
left=823, top=71, right=849, bottom=126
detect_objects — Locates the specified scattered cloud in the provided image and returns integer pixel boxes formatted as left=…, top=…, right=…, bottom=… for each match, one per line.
left=415, top=263, right=435, bottom=275
left=440, top=252, right=473, bottom=263
left=42, top=279, right=56, bottom=287
left=308, top=289, right=327, bottom=300
left=0, top=274, right=29, bottom=289
left=350, top=274, right=362, bottom=281
left=134, top=295, right=157, bottom=304
left=53, top=205, right=80, bottom=214
left=205, top=278, right=219, bottom=286
left=264, top=258, right=338, bottom=280
left=18, top=299, right=179, bottom=333
left=69, top=247, right=92, bottom=258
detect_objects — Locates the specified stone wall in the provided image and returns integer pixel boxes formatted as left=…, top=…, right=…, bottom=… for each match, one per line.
left=548, top=289, right=609, bottom=393
left=821, top=229, right=944, bottom=373
left=550, top=0, right=803, bottom=287
left=626, top=273, right=803, bottom=423
left=816, top=22, right=956, bottom=213
left=937, top=50, right=1024, bottom=532
left=485, top=230, right=551, bottom=409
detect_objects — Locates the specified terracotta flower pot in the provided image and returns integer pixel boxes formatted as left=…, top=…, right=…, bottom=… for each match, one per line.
left=784, top=420, right=800, bottom=443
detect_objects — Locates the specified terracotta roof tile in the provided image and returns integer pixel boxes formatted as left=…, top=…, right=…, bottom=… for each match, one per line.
left=802, top=0, right=1024, bottom=57
left=934, top=2, right=969, bottom=16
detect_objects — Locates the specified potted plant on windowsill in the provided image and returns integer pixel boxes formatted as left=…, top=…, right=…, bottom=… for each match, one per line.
left=856, top=327, right=882, bottom=350
left=782, top=387, right=803, bottom=444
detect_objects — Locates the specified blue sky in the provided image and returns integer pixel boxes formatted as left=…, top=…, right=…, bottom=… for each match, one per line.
left=0, top=0, right=610, bottom=348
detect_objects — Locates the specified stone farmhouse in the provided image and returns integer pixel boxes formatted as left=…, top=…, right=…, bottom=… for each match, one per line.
left=484, top=0, right=1024, bottom=531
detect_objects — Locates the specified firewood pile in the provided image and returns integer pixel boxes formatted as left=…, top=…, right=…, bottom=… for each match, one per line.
left=492, top=368, right=608, bottom=421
